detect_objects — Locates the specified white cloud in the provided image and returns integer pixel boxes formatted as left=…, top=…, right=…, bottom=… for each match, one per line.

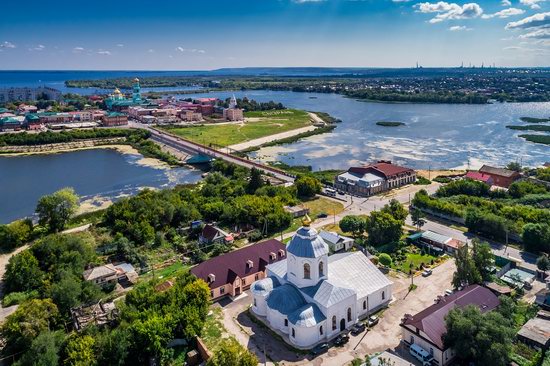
left=415, top=2, right=484, bottom=23
left=501, top=0, right=512, bottom=5
left=505, top=12, right=550, bottom=29
left=30, top=44, right=45, bottom=51
left=147, top=49, right=155, bottom=53
left=519, top=27, right=550, bottom=38
left=449, top=25, right=472, bottom=30
left=503, top=45, right=522, bottom=49
left=1, top=41, right=16, bottom=49
left=519, top=0, right=546, bottom=9
left=175, top=46, right=206, bottom=54
left=116, top=44, right=124, bottom=47
left=97, top=50, right=111, bottom=55
left=72, top=47, right=85, bottom=53
left=176, top=46, right=185, bottom=52
left=482, top=7, right=524, bottom=18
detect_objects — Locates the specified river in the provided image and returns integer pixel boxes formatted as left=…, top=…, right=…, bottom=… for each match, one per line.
left=178, top=90, right=550, bottom=171
left=0, top=149, right=202, bottom=224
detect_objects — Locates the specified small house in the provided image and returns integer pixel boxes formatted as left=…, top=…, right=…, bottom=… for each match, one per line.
left=284, top=205, right=310, bottom=218
left=518, top=316, right=550, bottom=351
left=319, top=230, right=354, bottom=252
left=478, top=165, right=521, bottom=188
left=199, top=224, right=233, bottom=246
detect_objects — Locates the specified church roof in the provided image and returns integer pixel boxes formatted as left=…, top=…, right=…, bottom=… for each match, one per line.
left=302, top=280, right=356, bottom=308
left=266, top=284, right=306, bottom=315
left=288, top=303, right=326, bottom=327
left=251, top=276, right=280, bottom=296
left=287, top=226, right=329, bottom=258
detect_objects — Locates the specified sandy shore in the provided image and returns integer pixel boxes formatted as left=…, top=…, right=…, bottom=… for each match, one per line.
left=417, top=169, right=466, bottom=179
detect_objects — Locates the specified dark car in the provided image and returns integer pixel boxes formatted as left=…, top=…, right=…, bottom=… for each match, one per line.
left=311, top=342, right=329, bottom=356
left=317, top=212, right=328, bottom=218
left=350, top=322, right=366, bottom=336
left=334, top=334, right=350, bottom=346
left=421, top=269, right=433, bottom=277
left=367, top=315, right=379, bottom=327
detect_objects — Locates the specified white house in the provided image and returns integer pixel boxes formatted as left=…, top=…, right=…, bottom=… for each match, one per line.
left=319, top=230, right=354, bottom=252
left=251, top=219, right=392, bottom=349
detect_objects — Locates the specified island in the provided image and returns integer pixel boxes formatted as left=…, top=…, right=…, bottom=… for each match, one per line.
left=520, top=117, right=550, bottom=123
left=376, top=121, right=405, bottom=127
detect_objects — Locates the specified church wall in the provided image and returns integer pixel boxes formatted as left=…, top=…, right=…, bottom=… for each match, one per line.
left=325, top=294, right=357, bottom=339
left=252, top=293, right=268, bottom=316
left=266, top=308, right=289, bottom=334
left=287, top=254, right=329, bottom=288
left=289, top=322, right=326, bottom=348
left=356, top=283, right=392, bottom=319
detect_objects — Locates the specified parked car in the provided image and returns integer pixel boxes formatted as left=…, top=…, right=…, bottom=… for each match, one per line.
left=311, top=342, right=329, bottom=356
left=334, top=334, right=350, bottom=346
left=422, top=269, right=433, bottom=277
left=410, top=343, right=434, bottom=366
left=325, top=188, right=337, bottom=197
left=337, top=190, right=345, bottom=195
left=445, top=289, right=453, bottom=296
left=317, top=212, right=328, bottom=218
left=367, top=315, right=379, bottom=327
left=350, top=322, right=366, bottom=335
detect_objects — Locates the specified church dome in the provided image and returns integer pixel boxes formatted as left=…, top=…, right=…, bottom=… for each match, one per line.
left=287, top=226, right=329, bottom=259
left=288, top=303, right=326, bottom=327
left=266, top=284, right=306, bottom=315
left=251, top=276, right=280, bottom=296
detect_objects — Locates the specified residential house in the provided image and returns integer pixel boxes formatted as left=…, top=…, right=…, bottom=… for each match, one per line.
left=517, top=313, right=550, bottom=351
left=190, top=239, right=287, bottom=300
left=407, top=230, right=465, bottom=255
left=284, top=205, right=310, bottom=218
left=101, top=112, right=128, bottom=127
left=319, top=230, right=354, bottom=252
left=199, top=224, right=233, bottom=246
left=464, top=171, right=494, bottom=186
left=478, top=165, right=521, bottom=188
left=83, top=262, right=137, bottom=287
left=401, top=285, right=500, bottom=366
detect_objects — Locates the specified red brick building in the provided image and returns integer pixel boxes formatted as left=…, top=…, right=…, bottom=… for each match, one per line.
left=101, top=112, right=128, bottom=127
left=478, top=165, right=521, bottom=188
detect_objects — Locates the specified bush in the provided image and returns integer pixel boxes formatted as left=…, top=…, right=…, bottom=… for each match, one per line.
left=2, top=290, right=39, bottom=307
left=378, top=253, right=392, bottom=267
left=433, top=176, right=452, bottom=183
left=436, top=179, right=490, bottom=198
left=414, top=176, right=431, bottom=185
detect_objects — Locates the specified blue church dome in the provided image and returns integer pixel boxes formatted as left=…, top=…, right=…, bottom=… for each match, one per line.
left=287, top=226, right=329, bottom=259
left=251, top=276, right=280, bottom=296
left=266, top=284, right=306, bottom=315
left=288, top=303, right=326, bottom=327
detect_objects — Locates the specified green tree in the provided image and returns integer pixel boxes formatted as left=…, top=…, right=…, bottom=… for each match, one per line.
left=246, top=167, right=264, bottom=194
left=36, top=188, right=79, bottom=232
left=95, top=328, right=130, bottom=366
left=378, top=253, right=392, bottom=267
left=365, top=211, right=403, bottom=247
left=411, top=209, right=426, bottom=231
left=523, top=223, right=550, bottom=254
left=50, top=272, right=83, bottom=316
left=506, top=161, right=522, bottom=172
left=207, top=338, right=258, bottom=366
left=339, top=215, right=366, bottom=237
left=0, top=219, right=33, bottom=251
left=452, top=245, right=482, bottom=289
left=15, top=330, right=65, bottom=366
left=381, top=199, right=408, bottom=222
left=1, top=299, right=60, bottom=354
left=472, top=239, right=494, bottom=281
left=295, top=175, right=322, bottom=198
left=537, top=255, right=550, bottom=276
left=63, top=334, right=97, bottom=366
left=3, top=250, right=44, bottom=294
left=444, top=305, right=514, bottom=366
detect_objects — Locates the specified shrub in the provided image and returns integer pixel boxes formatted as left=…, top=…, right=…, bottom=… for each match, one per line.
left=2, top=290, right=39, bottom=307
left=378, top=253, right=392, bottom=267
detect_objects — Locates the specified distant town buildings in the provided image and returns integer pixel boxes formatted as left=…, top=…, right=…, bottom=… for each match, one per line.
left=335, top=161, right=416, bottom=196
left=101, top=112, right=128, bottom=127
left=105, top=78, right=153, bottom=111
left=223, top=95, right=244, bottom=121
left=0, top=86, right=62, bottom=104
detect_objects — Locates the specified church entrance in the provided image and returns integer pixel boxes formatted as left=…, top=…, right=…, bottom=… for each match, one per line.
left=340, top=319, right=346, bottom=332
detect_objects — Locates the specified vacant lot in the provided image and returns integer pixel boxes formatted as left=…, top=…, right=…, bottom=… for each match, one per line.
left=164, top=109, right=311, bottom=146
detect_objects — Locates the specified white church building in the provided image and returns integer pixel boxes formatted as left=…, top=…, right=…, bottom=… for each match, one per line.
left=251, top=219, right=393, bottom=349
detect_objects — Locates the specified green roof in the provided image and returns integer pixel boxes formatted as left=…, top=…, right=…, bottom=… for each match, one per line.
left=0, top=108, right=11, bottom=113
left=26, top=114, right=40, bottom=121
left=106, top=112, right=126, bottom=117
left=0, top=117, right=22, bottom=124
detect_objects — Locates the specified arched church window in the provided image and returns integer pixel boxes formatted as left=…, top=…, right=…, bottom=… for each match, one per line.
left=292, top=328, right=295, bottom=338
left=332, top=316, right=337, bottom=330
left=303, top=263, right=311, bottom=279
left=319, top=261, right=324, bottom=277
left=319, top=326, right=323, bottom=335
left=347, top=307, right=352, bottom=322
left=363, top=300, right=366, bottom=310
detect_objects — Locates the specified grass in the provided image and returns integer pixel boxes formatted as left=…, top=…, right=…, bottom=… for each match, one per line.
left=392, top=252, right=437, bottom=273
left=140, top=261, right=189, bottom=281
left=268, top=161, right=343, bottom=186
left=284, top=197, right=344, bottom=233
left=162, top=109, right=312, bottom=147
left=202, top=307, right=224, bottom=350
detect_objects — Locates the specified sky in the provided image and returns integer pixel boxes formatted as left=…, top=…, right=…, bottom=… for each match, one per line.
left=0, top=0, right=548, bottom=70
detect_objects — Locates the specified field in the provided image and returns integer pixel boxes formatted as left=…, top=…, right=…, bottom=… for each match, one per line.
left=285, top=196, right=345, bottom=233
left=163, top=109, right=312, bottom=147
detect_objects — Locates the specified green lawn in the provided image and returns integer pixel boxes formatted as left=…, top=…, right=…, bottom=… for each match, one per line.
left=284, top=197, right=344, bottom=234
left=202, top=307, right=224, bottom=351
left=163, top=109, right=311, bottom=147
left=393, top=253, right=437, bottom=273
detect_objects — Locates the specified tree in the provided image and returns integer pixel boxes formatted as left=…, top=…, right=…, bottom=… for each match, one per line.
left=523, top=223, right=550, bottom=254
left=339, top=215, right=366, bottom=237
left=452, top=245, right=482, bottom=289
left=444, top=305, right=515, bottom=366
left=365, top=211, right=403, bottom=247
left=1, top=299, right=60, bottom=354
left=537, top=255, right=550, bottom=276
left=50, top=272, right=83, bottom=315
left=295, top=175, right=322, bottom=198
left=36, top=188, right=79, bottom=232
left=207, top=338, right=258, bottom=366
left=471, top=239, right=494, bottom=281
left=63, top=334, right=97, bottom=366
left=0, top=219, right=33, bottom=251
left=378, top=253, right=392, bottom=267
left=15, top=330, right=65, bottom=366
left=381, top=199, right=408, bottom=222
left=246, top=167, right=264, bottom=194
left=506, top=161, right=522, bottom=172
left=411, top=209, right=426, bottom=231
left=3, top=250, right=44, bottom=294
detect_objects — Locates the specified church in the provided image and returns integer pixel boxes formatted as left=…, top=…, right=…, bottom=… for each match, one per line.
left=251, top=218, right=393, bottom=349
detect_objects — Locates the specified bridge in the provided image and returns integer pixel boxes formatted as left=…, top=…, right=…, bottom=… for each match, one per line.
left=138, top=123, right=296, bottom=183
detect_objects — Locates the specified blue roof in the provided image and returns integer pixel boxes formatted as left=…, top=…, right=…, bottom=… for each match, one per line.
left=266, top=284, right=306, bottom=315
left=287, top=226, right=329, bottom=259
left=302, top=280, right=356, bottom=307
left=251, top=276, right=280, bottom=296
left=288, top=303, right=326, bottom=327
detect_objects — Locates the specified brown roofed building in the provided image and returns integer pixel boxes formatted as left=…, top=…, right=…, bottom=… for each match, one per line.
left=400, top=284, right=500, bottom=366
left=199, top=224, right=233, bottom=246
left=191, top=239, right=287, bottom=300
left=478, top=165, right=521, bottom=188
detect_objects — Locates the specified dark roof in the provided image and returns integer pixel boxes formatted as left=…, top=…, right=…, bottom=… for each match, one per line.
left=479, top=165, right=519, bottom=178
left=401, top=285, right=499, bottom=349
left=349, top=162, right=414, bottom=179
left=190, top=239, right=286, bottom=289
left=201, top=224, right=221, bottom=242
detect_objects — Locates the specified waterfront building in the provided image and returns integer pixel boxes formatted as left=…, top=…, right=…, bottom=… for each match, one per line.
left=190, top=239, right=287, bottom=300
left=0, top=86, right=62, bottom=103
left=24, top=114, right=42, bottom=130
left=400, top=285, right=499, bottom=366
left=335, top=161, right=416, bottom=197
left=0, top=116, right=24, bottom=131
left=17, top=104, right=38, bottom=114
left=251, top=218, right=392, bottom=349
left=478, top=165, right=521, bottom=188
left=101, top=112, right=128, bottom=127
left=105, top=78, right=153, bottom=111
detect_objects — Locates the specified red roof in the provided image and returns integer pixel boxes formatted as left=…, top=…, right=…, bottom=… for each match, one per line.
left=190, top=239, right=286, bottom=289
left=465, top=171, right=493, bottom=183
left=349, top=162, right=414, bottom=179
left=401, top=285, right=499, bottom=349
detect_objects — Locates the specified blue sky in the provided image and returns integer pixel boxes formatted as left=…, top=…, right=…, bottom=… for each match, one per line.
left=0, top=0, right=548, bottom=69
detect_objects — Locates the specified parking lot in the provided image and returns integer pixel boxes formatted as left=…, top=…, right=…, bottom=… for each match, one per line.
left=216, top=259, right=456, bottom=365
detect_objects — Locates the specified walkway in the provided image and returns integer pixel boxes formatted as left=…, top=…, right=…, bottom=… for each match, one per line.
left=227, top=125, right=318, bottom=152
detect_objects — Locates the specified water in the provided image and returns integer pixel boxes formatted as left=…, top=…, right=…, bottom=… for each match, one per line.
left=178, top=90, right=550, bottom=170
left=0, top=149, right=202, bottom=224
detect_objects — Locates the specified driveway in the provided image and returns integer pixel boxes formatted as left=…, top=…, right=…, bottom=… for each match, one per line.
left=218, top=259, right=455, bottom=365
